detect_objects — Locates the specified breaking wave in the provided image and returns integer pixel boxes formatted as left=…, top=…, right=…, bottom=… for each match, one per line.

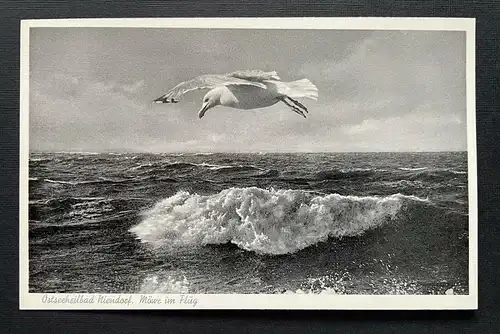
left=129, top=187, right=427, bottom=255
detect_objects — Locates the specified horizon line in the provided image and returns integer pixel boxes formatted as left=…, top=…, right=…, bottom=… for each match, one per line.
left=29, top=150, right=468, bottom=154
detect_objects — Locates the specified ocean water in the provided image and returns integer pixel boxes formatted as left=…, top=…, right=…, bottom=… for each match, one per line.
left=28, top=152, right=469, bottom=295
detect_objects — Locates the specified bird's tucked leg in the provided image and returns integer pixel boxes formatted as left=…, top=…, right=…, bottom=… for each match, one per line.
left=286, top=96, right=309, bottom=114
left=279, top=96, right=307, bottom=118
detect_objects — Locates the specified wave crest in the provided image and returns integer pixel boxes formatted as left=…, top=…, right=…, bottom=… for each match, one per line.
left=315, top=168, right=374, bottom=181
left=130, top=187, right=423, bottom=255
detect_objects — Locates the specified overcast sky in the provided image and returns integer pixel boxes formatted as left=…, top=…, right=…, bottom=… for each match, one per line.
left=29, top=28, right=466, bottom=153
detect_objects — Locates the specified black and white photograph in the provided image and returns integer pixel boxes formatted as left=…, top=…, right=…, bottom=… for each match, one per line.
left=20, top=18, right=477, bottom=310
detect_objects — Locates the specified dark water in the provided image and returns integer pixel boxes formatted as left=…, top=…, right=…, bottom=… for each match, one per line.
left=28, top=152, right=469, bottom=295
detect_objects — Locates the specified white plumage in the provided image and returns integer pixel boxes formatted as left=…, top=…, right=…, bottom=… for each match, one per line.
left=153, top=70, right=318, bottom=119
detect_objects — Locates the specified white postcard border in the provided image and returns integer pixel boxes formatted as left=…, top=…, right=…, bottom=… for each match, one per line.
left=19, top=17, right=477, bottom=310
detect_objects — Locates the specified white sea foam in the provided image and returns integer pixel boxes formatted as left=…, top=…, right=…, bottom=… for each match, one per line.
left=164, top=153, right=185, bottom=157
left=399, top=167, right=467, bottom=175
left=130, top=187, right=425, bottom=255
left=139, top=274, right=190, bottom=293
left=339, top=168, right=373, bottom=173
left=197, top=162, right=226, bottom=169
left=54, top=151, right=100, bottom=155
left=43, top=178, right=127, bottom=185
left=44, top=178, right=79, bottom=185
left=189, top=162, right=259, bottom=171
left=282, top=287, right=339, bottom=294
left=450, top=170, right=467, bottom=175
left=399, top=167, right=428, bottom=171
left=207, top=164, right=260, bottom=171
left=281, top=273, right=351, bottom=294
left=206, top=165, right=234, bottom=170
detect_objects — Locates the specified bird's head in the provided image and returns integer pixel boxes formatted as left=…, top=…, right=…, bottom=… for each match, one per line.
left=198, top=88, right=222, bottom=119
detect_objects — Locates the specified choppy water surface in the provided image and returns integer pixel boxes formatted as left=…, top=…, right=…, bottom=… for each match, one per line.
left=29, top=152, right=469, bottom=295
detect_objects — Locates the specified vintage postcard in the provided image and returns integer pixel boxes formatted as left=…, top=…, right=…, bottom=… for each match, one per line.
left=20, top=17, right=477, bottom=310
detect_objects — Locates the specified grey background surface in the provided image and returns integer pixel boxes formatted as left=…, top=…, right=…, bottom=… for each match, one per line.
left=1, top=0, right=499, bottom=333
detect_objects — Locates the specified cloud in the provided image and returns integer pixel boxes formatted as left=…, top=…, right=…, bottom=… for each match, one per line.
left=340, top=110, right=466, bottom=152
left=30, top=72, right=153, bottom=151
left=295, top=31, right=466, bottom=150
left=29, top=28, right=467, bottom=153
left=123, top=79, right=145, bottom=93
left=303, top=31, right=463, bottom=104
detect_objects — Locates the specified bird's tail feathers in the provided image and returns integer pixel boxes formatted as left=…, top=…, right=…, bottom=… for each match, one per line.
left=274, top=78, right=318, bottom=100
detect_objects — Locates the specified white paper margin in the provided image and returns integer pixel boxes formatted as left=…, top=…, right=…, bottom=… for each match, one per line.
left=19, top=17, right=477, bottom=310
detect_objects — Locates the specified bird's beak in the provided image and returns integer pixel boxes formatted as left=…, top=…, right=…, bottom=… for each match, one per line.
left=198, top=102, right=210, bottom=119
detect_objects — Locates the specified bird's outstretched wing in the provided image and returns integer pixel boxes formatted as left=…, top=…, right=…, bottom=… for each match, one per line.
left=227, top=70, right=281, bottom=82
left=153, top=74, right=267, bottom=104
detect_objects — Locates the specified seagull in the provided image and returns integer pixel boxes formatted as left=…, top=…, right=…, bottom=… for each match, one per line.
left=153, top=70, right=318, bottom=119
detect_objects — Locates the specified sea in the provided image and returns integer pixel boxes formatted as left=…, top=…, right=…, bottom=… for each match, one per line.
left=28, top=152, right=469, bottom=295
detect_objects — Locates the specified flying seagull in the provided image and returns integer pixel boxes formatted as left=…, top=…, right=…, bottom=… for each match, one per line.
left=153, top=70, right=318, bottom=119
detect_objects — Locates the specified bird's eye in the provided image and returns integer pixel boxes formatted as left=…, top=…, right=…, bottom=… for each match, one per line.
left=204, top=98, right=209, bottom=102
